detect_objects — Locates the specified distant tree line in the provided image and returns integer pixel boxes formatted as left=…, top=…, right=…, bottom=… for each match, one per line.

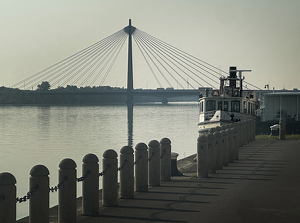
left=0, top=81, right=126, bottom=104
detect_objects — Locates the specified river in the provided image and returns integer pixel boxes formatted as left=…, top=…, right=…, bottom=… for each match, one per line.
left=0, top=102, right=199, bottom=219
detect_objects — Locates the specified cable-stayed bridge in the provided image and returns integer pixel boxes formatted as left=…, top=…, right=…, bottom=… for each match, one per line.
left=8, top=19, right=260, bottom=104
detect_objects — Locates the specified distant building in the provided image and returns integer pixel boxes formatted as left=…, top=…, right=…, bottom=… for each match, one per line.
left=255, top=91, right=300, bottom=134
left=258, top=92, right=300, bottom=122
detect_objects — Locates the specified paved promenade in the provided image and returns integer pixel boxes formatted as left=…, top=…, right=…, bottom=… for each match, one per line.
left=19, top=139, right=300, bottom=222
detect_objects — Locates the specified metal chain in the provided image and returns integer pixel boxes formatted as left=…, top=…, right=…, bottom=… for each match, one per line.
left=118, top=159, right=128, bottom=171
left=0, top=194, right=5, bottom=202
left=148, top=152, right=155, bottom=161
left=99, top=164, right=111, bottom=177
left=77, top=170, right=91, bottom=182
left=134, top=155, right=142, bottom=165
left=160, top=149, right=166, bottom=159
left=16, top=184, right=39, bottom=203
left=49, top=176, right=68, bottom=193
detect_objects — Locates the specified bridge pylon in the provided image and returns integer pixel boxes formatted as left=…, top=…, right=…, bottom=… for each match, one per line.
left=123, top=19, right=136, bottom=105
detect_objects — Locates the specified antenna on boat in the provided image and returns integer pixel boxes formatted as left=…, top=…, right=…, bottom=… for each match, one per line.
left=229, top=69, right=251, bottom=97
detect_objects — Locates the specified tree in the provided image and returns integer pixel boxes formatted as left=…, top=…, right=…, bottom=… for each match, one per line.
left=37, top=81, right=51, bottom=90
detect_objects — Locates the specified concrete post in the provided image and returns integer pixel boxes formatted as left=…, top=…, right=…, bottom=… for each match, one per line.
left=213, top=131, right=222, bottom=170
left=135, top=143, right=148, bottom=192
left=59, top=158, right=76, bottom=223
left=160, top=138, right=171, bottom=181
left=221, top=130, right=228, bottom=166
left=102, top=149, right=118, bottom=206
left=238, top=122, right=243, bottom=147
left=241, top=121, right=247, bottom=145
left=249, top=119, right=253, bottom=142
left=197, top=135, right=208, bottom=178
left=29, top=165, right=49, bottom=223
left=227, top=128, right=234, bottom=163
left=148, top=140, right=160, bottom=186
left=247, top=120, right=251, bottom=143
left=82, top=153, right=99, bottom=216
left=120, top=146, right=134, bottom=199
left=0, top=172, right=16, bottom=223
left=252, top=117, right=256, bottom=141
left=171, top=152, right=183, bottom=176
left=207, top=132, right=216, bottom=173
left=279, top=117, right=286, bottom=140
left=233, top=127, right=239, bottom=160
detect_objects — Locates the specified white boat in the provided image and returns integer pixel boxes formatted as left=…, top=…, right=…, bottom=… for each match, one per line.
left=198, top=67, right=259, bottom=134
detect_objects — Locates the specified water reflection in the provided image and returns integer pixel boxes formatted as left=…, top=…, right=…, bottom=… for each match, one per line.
left=127, top=104, right=133, bottom=147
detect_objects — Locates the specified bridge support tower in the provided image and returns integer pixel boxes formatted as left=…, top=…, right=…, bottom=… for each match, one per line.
left=124, top=19, right=136, bottom=105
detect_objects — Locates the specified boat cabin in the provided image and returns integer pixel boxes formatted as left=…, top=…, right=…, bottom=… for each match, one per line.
left=198, top=67, right=259, bottom=128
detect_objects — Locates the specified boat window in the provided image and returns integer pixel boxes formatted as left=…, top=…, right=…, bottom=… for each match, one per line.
left=231, top=100, right=240, bottom=112
left=218, top=101, right=222, bottom=110
left=206, top=100, right=215, bottom=111
left=224, top=101, right=228, bottom=111
left=200, top=101, right=203, bottom=113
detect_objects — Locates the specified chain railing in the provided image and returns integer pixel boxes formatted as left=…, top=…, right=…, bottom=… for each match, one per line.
left=1, top=136, right=179, bottom=222
left=16, top=184, right=39, bottom=203
left=99, top=164, right=111, bottom=177
left=49, top=176, right=68, bottom=193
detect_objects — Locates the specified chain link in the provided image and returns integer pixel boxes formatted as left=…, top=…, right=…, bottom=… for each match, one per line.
left=49, top=176, right=68, bottom=193
left=0, top=194, right=5, bottom=202
left=77, top=170, right=91, bottom=182
left=160, top=149, right=166, bottom=159
left=16, top=184, right=39, bottom=203
left=118, top=160, right=128, bottom=171
left=99, top=164, right=111, bottom=177
left=134, top=155, right=142, bottom=165
left=148, top=152, right=155, bottom=161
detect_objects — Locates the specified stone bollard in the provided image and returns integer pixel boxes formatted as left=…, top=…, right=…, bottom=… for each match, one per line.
left=233, top=127, right=239, bottom=160
left=135, top=143, right=148, bottom=192
left=227, top=128, right=234, bottom=163
left=241, top=121, right=247, bottom=145
left=102, top=149, right=118, bottom=206
left=214, top=130, right=222, bottom=170
left=249, top=119, right=253, bottom=142
left=82, top=153, right=99, bottom=216
left=247, top=120, right=251, bottom=144
left=59, top=159, right=77, bottom=223
left=197, top=135, right=208, bottom=177
left=0, top=172, right=16, bottom=223
left=252, top=118, right=256, bottom=141
left=160, top=138, right=171, bottom=181
left=30, top=165, right=49, bottom=223
left=120, top=146, right=134, bottom=199
left=279, top=117, right=286, bottom=140
left=234, top=122, right=241, bottom=148
left=171, top=152, right=183, bottom=176
left=207, top=132, right=216, bottom=173
left=221, top=130, right=228, bottom=166
left=238, top=122, right=243, bottom=147
left=148, top=140, right=161, bottom=186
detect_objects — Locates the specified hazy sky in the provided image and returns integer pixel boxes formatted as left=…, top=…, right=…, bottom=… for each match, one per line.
left=1, top=0, right=300, bottom=90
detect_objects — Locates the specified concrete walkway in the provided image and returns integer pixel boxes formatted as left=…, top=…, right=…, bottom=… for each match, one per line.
left=18, top=139, right=300, bottom=223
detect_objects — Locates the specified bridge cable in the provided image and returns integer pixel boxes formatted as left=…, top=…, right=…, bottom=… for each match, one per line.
left=135, top=30, right=208, bottom=89
left=11, top=29, right=125, bottom=89
left=132, top=35, right=163, bottom=88
left=134, top=30, right=193, bottom=88
left=133, top=33, right=175, bottom=88
left=135, top=29, right=220, bottom=87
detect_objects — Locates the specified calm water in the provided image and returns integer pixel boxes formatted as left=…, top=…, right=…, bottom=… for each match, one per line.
left=0, top=102, right=199, bottom=219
